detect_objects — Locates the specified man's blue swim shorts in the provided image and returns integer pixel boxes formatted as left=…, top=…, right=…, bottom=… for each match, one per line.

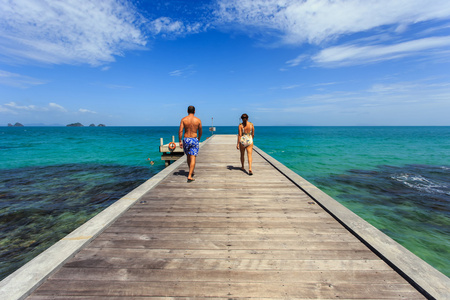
left=183, top=137, right=199, bottom=156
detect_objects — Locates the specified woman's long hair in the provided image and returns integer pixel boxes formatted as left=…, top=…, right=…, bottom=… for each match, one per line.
left=241, top=113, right=249, bottom=126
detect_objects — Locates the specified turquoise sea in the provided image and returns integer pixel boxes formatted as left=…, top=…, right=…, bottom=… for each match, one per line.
left=0, top=126, right=449, bottom=280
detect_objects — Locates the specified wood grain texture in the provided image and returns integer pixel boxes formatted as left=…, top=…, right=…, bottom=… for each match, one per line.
left=27, top=135, right=425, bottom=299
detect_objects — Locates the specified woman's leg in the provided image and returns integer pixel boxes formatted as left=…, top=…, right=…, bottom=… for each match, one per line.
left=239, top=144, right=246, bottom=170
left=247, top=144, right=253, bottom=173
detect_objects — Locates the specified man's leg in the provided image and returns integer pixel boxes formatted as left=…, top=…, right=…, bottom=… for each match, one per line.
left=188, top=155, right=196, bottom=180
left=186, top=154, right=191, bottom=169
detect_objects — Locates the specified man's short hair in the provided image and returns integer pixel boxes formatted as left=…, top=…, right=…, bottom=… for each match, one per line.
left=188, top=106, right=195, bottom=114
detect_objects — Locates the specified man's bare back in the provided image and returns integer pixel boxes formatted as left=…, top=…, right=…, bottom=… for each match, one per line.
left=180, top=115, right=202, bottom=138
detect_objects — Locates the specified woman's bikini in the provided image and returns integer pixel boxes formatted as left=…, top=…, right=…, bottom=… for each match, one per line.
left=240, top=123, right=253, bottom=147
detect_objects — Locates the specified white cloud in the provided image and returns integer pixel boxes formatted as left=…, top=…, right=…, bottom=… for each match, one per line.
left=4, top=102, right=42, bottom=111
left=0, top=105, right=15, bottom=114
left=1, top=102, right=67, bottom=113
left=216, top=0, right=450, bottom=67
left=0, top=70, right=47, bottom=88
left=49, top=103, right=67, bottom=112
left=254, top=78, right=450, bottom=125
left=148, top=17, right=205, bottom=38
left=0, top=0, right=146, bottom=66
left=150, top=17, right=183, bottom=35
left=214, top=0, right=450, bottom=45
left=281, top=84, right=302, bottom=90
left=79, top=108, right=97, bottom=114
left=269, top=83, right=302, bottom=90
left=312, top=36, right=450, bottom=66
left=286, top=54, right=308, bottom=67
left=169, top=65, right=196, bottom=77
left=268, top=79, right=450, bottom=111
left=169, top=69, right=183, bottom=77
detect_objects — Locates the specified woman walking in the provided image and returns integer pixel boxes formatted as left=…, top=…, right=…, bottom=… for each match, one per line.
left=237, top=113, right=255, bottom=175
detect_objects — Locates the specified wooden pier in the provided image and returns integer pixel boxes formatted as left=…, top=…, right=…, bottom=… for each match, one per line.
left=1, top=135, right=449, bottom=299
left=159, top=136, right=184, bottom=167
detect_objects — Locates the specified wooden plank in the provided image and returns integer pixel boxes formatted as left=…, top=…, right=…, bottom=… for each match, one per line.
left=47, top=268, right=407, bottom=283
left=29, top=280, right=424, bottom=299
left=86, top=239, right=370, bottom=251
left=95, top=232, right=362, bottom=242
left=104, top=225, right=349, bottom=235
left=66, top=247, right=379, bottom=260
left=61, top=256, right=391, bottom=271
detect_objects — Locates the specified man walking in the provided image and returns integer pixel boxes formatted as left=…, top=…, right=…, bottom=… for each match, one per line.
left=179, top=105, right=202, bottom=182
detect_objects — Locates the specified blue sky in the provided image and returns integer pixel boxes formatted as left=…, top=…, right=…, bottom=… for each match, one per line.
left=1, top=0, right=450, bottom=126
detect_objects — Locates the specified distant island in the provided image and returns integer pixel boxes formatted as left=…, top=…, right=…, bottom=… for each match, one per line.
left=66, top=122, right=84, bottom=127
left=7, top=123, right=24, bottom=127
left=66, top=123, right=105, bottom=127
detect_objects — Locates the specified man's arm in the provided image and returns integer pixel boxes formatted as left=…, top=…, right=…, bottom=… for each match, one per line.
left=179, top=120, right=184, bottom=147
left=198, top=120, right=202, bottom=141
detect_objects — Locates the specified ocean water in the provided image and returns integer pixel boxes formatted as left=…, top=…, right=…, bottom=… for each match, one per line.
left=0, top=126, right=449, bottom=280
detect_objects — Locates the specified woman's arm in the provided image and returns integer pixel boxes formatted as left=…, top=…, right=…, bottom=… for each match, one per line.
left=252, top=123, right=255, bottom=139
left=237, top=124, right=242, bottom=149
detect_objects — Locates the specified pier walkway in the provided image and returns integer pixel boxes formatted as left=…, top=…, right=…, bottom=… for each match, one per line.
left=3, top=135, right=449, bottom=299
